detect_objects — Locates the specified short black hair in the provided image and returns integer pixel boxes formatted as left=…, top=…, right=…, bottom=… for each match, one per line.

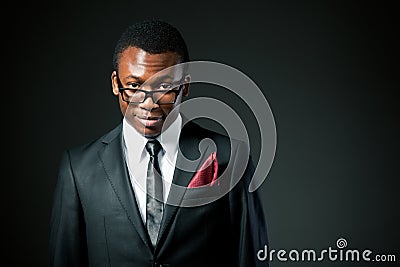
left=112, top=19, right=189, bottom=71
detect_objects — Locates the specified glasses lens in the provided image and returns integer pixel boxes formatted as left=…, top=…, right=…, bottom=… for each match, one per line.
left=153, top=90, right=177, bottom=104
left=122, top=88, right=180, bottom=104
left=123, top=90, right=145, bottom=103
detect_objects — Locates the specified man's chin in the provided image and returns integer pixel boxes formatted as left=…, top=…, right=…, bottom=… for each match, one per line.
left=143, top=129, right=161, bottom=138
left=127, top=115, right=178, bottom=138
left=135, top=125, right=161, bottom=138
left=124, top=117, right=158, bottom=134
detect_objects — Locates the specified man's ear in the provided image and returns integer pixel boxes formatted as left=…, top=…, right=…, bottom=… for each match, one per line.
left=182, top=74, right=191, bottom=97
left=111, top=70, right=119, bottom=96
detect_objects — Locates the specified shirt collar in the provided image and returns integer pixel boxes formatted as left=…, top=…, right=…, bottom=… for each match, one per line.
left=122, top=114, right=182, bottom=162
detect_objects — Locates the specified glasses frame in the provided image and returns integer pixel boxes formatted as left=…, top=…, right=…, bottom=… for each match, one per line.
left=116, top=75, right=184, bottom=104
left=118, top=86, right=183, bottom=104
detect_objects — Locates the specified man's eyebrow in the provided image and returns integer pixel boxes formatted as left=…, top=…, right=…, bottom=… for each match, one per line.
left=122, top=74, right=175, bottom=83
left=148, top=74, right=176, bottom=82
left=122, top=75, right=145, bottom=83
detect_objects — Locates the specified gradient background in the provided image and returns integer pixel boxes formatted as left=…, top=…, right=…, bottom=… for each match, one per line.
left=7, top=0, right=398, bottom=266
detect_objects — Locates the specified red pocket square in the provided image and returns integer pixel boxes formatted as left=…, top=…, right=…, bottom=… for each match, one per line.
left=188, top=152, right=219, bottom=188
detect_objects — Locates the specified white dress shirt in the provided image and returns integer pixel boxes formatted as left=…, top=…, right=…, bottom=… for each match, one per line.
left=122, top=115, right=182, bottom=223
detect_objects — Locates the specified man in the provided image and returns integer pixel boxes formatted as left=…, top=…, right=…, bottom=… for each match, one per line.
left=50, top=19, right=268, bottom=267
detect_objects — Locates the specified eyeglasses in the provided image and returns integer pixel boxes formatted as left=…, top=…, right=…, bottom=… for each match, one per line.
left=118, top=86, right=183, bottom=104
left=117, top=77, right=184, bottom=104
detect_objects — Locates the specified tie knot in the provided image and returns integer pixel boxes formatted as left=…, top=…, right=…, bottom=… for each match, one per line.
left=145, top=139, right=162, bottom=157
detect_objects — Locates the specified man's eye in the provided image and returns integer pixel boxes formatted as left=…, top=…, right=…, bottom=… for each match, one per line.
left=127, top=83, right=141, bottom=89
left=159, top=83, right=173, bottom=90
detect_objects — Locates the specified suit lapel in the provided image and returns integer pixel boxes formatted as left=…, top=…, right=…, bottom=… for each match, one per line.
left=156, top=122, right=212, bottom=249
left=98, top=125, right=153, bottom=252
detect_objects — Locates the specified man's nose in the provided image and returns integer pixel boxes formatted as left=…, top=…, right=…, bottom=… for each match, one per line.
left=140, top=94, right=159, bottom=110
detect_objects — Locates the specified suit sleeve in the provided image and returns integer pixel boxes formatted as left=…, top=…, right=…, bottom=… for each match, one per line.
left=230, top=153, right=269, bottom=267
left=49, top=150, right=89, bottom=267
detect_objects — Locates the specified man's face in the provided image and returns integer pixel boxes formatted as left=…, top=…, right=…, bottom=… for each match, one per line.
left=111, top=47, right=189, bottom=138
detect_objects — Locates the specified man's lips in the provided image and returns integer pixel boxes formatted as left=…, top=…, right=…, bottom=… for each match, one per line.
left=136, top=116, right=163, bottom=127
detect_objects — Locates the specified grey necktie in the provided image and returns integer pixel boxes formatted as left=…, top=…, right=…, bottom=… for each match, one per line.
left=145, top=139, right=164, bottom=247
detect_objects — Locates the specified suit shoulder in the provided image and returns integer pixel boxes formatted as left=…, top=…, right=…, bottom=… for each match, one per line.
left=185, top=121, right=249, bottom=165
left=183, top=121, right=229, bottom=143
left=186, top=121, right=246, bottom=149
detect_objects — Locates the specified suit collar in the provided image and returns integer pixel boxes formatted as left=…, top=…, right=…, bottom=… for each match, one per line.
left=100, top=123, right=122, bottom=144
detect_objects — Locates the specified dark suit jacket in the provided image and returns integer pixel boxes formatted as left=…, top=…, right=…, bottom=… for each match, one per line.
left=49, top=120, right=269, bottom=267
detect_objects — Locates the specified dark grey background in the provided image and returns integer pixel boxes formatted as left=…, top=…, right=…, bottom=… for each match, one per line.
left=7, top=0, right=398, bottom=266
